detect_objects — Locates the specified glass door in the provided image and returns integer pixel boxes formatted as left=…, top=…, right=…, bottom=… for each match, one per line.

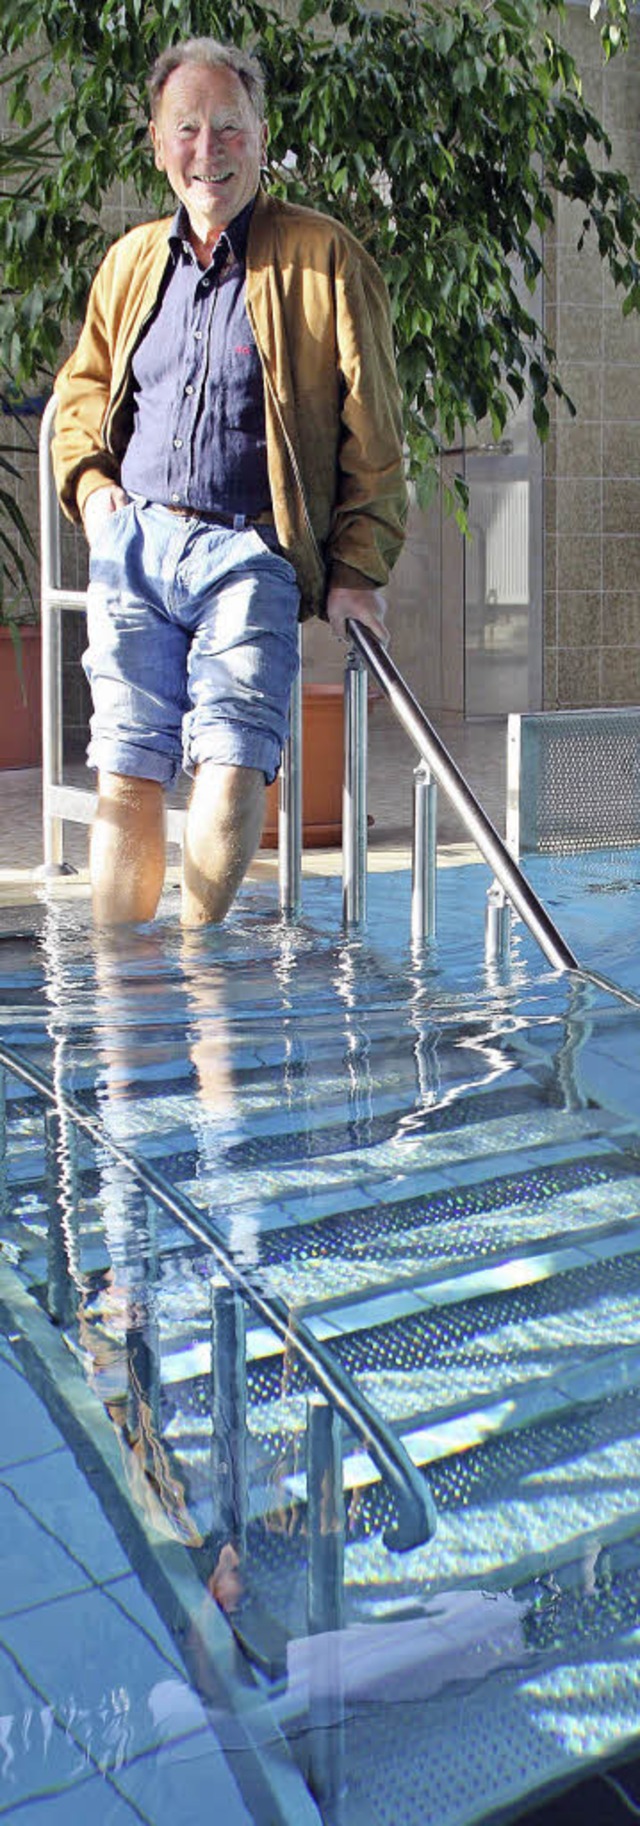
left=464, top=394, right=543, bottom=717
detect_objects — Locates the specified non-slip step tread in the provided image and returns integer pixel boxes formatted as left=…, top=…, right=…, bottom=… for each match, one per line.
left=237, top=1246, right=640, bottom=1405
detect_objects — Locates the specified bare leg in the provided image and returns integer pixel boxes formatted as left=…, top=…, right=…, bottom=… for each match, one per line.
left=90, top=772, right=166, bottom=925
left=181, top=761, right=265, bottom=928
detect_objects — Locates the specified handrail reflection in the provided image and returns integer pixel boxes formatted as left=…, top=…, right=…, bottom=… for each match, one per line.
left=0, top=1036, right=437, bottom=1553
left=346, top=620, right=580, bottom=975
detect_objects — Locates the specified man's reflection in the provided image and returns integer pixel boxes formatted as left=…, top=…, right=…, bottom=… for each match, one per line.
left=40, top=906, right=252, bottom=1584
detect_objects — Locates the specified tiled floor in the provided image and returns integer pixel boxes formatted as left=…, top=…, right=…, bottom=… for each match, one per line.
left=0, top=1328, right=253, bottom=1823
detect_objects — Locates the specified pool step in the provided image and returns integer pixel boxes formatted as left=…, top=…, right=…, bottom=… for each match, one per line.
left=152, top=1221, right=640, bottom=1652
left=3, top=927, right=640, bottom=1678
left=5, top=1037, right=640, bottom=1457
left=276, top=1538, right=640, bottom=1826
left=8, top=995, right=634, bottom=1306
left=4, top=902, right=640, bottom=1824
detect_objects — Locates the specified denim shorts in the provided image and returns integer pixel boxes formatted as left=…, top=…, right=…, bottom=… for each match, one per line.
left=83, top=499, right=301, bottom=787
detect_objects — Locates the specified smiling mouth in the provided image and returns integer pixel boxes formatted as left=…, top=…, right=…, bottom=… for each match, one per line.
left=193, top=172, right=232, bottom=185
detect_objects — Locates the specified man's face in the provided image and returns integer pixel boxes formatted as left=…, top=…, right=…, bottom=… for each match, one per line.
left=150, top=62, right=267, bottom=238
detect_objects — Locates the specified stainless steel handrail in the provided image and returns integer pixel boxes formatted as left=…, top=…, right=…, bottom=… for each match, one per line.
left=346, top=620, right=580, bottom=975
left=0, top=1037, right=436, bottom=1552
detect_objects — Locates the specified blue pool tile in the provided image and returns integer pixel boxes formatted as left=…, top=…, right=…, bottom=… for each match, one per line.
left=0, top=1643, right=95, bottom=1805
left=1, top=1450, right=130, bottom=1585
left=1, top=1774, right=144, bottom=1822
left=328, top=1288, right=422, bottom=1335
left=115, top=1725, right=253, bottom=1823
left=0, top=1487, right=91, bottom=1619
left=103, top=1576, right=184, bottom=1673
left=0, top=1587, right=187, bottom=1761
left=581, top=1051, right=640, bottom=1121
left=277, top=1182, right=379, bottom=1221
left=234, top=1200, right=298, bottom=1236
left=0, top=1638, right=50, bottom=1716
left=373, top=1170, right=453, bottom=1205
left=0, top=1360, right=64, bottom=1469
left=580, top=1224, right=640, bottom=1264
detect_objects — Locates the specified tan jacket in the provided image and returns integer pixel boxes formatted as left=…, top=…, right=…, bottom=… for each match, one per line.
left=53, top=188, right=408, bottom=617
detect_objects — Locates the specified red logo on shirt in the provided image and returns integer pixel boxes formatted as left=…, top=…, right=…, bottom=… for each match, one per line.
left=235, top=344, right=252, bottom=355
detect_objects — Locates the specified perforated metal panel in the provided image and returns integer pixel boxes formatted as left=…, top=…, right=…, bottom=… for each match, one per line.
left=507, top=708, right=640, bottom=857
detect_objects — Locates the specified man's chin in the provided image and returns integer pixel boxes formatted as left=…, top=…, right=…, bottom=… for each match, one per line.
left=191, top=178, right=232, bottom=205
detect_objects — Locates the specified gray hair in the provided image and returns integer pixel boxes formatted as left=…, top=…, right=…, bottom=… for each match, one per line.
left=148, top=38, right=266, bottom=121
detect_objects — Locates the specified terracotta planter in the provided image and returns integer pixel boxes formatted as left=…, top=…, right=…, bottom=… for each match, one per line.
left=261, top=683, right=345, bottom=848
left=0, top=626, right=42, bottom=769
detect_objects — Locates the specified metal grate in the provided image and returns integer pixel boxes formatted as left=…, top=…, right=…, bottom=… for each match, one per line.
left=507, top=707, right=640, bottom=856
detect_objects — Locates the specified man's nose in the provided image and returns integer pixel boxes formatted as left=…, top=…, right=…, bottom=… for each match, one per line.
left=197, top=124, right=224, bottom=162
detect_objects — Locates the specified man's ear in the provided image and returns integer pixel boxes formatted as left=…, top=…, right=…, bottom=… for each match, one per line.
left=149, top=119, right=165, bottom=172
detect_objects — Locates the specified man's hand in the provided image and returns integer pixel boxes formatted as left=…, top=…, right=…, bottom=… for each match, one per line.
left=325, top=585, right=389, bottom=647
left=82, top=484, right=130, bottom=546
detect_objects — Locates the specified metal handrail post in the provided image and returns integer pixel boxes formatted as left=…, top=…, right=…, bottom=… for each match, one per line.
left=347, top=620, right=579, bottom=975
left=39, top=396, right=65, bottom=872
left=411, top=761, right=437, bottom=946
left=279, top=628, right=303, bottom=918
left=307, top=1393, right=344, bottom=1636
left=210, top=1279, right=247, bottom=1552
left=342, top=647, right=368, bottom=928
left=485, top=879, right=512, bottom=965
left=306, top=1393, right=345, bottom=1814
left=43, top=1106, right=77, bottom=1327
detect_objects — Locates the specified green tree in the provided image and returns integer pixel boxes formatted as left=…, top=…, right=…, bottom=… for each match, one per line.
left=0, top=107, right=54, bottom=622
left=1, top=0, right=639, bottom=523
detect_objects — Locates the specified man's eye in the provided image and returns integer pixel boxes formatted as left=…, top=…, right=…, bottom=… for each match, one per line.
left=178, top=122, right=197, bottom=135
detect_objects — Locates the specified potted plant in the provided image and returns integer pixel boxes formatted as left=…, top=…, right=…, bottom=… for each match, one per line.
left=261, top=682, right=346, bottom=848
left=261, top=617, right=379, bottom=848
left=0, top=116, right=58, bottom=768
left=0, top=380, right=41, bottom=769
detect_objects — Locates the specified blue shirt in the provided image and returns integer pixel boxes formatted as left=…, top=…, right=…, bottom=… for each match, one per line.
left=121, top=199, right=271, bottom=519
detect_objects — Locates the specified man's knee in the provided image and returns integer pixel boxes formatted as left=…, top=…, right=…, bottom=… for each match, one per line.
left=191, top=761, right=265, bottom=829
left=182, top=764, right=266, bottom=925
left=97, top=771, right=165, bottom=810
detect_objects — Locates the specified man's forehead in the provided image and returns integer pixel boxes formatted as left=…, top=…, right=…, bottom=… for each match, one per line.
left=157, top=63, right=252, bottom=117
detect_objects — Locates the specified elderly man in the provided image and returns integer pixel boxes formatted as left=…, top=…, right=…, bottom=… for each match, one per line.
left=53, top=37, right=407, bottom=927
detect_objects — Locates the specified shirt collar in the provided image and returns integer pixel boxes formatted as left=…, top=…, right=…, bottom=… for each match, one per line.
left=169, top=194, right=257, bottom=268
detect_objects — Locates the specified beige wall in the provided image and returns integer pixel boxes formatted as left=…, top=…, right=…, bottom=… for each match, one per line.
left=389, top=3, right=640, bottom=723
left=544, top=2, right=640, bottom=708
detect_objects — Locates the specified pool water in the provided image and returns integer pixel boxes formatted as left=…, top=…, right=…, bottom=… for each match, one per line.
left=2, top=849, right=640, bottom=1824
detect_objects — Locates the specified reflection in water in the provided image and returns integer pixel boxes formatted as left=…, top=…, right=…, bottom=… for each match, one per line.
left=37, top=902, right=364, bottom=1632
left=39, top=907, right=249, bottom=1561
left=9, top=887, right=640, bottom=1819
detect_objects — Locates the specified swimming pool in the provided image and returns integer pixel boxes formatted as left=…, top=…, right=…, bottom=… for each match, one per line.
left=2, top=849, right=640, bottom=1824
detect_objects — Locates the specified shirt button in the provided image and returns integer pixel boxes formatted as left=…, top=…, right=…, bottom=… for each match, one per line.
left=185, top=385, right=194, bottom=396
left=171, top=492, right=180, bottom=502
left=194, top=331, right=203, bottom=341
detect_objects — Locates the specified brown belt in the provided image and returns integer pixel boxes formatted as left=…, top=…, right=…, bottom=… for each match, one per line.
left=165, top=504, right=275, bottom=529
